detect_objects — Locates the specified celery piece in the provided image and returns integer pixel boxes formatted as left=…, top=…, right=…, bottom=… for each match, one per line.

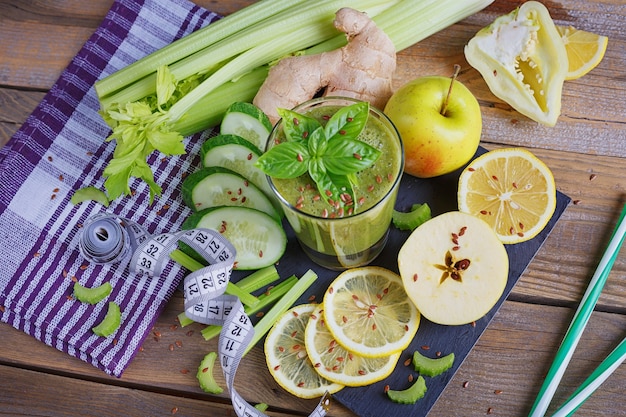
left=392, top=203, right=432, bottom=231
left=70, top=186, right=109, bottom=207
left=92, top=302, right=122, bottom=337
left=169, top=249, right=259, bottom=308
left=387, top=376, right=427, bottom=405
left=201, top=275, right=298, bottom=341
left=73, top=281, right=112, bottom=305
left=178, top=312, right=195, bottom=328
left=244, top=269, right=318, bottom=356
left=412, top=350, right=455, bottom=377
left=197, top=351, right=224, bottom=394
left=254, top=403, right=269, bottom=412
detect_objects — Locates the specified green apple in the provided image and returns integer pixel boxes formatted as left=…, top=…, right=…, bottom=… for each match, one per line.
left=384, top=74, right=482, bottom=178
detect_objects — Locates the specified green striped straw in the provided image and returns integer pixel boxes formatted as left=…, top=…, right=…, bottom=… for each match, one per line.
left=528, top=204, right=626, bottom=417
left=551, top=336, right=626, bottom=416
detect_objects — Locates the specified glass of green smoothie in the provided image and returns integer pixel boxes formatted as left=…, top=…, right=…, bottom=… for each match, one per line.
left=258, top=97, right=404, bottom=270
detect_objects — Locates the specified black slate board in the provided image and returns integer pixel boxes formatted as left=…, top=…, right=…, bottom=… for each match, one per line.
left=234, top=146, right=571, bottom=417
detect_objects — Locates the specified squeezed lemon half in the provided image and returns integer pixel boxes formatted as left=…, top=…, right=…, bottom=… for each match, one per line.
left=557, top=25, right=608, bottom=80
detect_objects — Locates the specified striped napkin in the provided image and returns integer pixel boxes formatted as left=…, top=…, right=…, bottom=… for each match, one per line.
left=0, top=0, right=220, bottom=377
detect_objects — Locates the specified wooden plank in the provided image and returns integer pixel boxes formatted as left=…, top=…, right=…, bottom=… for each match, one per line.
left=0, top=365, right=301, bottom=417
left=1, top=300, right=623, bottom=416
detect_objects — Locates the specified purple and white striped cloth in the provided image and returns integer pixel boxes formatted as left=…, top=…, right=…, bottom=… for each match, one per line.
left=0, top=0, right=220, bottom=377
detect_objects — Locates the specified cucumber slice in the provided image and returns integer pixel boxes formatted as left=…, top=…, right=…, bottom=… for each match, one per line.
left=182, top=206, right=286, bottom=270
left=92, top=302, right=122, bottom=337
left=197, top=351, right=224, bottom=394
left=412, top=350, right=455, bottom=377
left=73, top=281, right=112, bottom=304
left=182, top=166, right=280, bottom=221
left=220, top=102, right=272, bottom=151
left=387, top=376, right=427, bottom=404
left=201, top=134, right=278, bottom=208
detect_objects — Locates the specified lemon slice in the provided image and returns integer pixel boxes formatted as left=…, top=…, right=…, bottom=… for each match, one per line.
left=304, top=304, right=401, bottom=386
left=458, top=148, right=556, bottom=244
left=322, top=267, right=420, bottom=358
left=264, top=304, right=344, bottom=399
left=557, top=25, right=608, bottom=80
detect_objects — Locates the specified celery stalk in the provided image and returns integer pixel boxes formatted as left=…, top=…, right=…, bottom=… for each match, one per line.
left=244, top=269, right=318, bottom=356
left=100, top=0, right=394, bottom=109
left=95, top=0, right=307, bottom=99
left=306, top=0, right=495, bottom=54
left=168, top=0, right=390, bottom=122
left=201, top=275, right=298, bottom=341
left=97, top=0, right=494, bottom=202
left=169, top=249, right=259, bottom=308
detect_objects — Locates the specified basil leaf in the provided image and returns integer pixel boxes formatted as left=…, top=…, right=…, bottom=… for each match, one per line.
left=277, top=108, right=322, bottom=142
left=323, top=137, right=381, bottom=176
left=307, top=126, right=327, bottom=158
left=255, top=141, right=309, bottom=179
left=324, top=102, right=369, bottom=142
left=309, top=159, right=355, bottom=208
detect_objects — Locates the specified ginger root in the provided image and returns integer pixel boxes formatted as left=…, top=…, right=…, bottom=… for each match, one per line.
left=253, top=7, right=396, bottom=124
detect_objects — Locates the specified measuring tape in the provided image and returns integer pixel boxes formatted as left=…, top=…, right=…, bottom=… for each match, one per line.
left=80, top=213, right=330, bottom=416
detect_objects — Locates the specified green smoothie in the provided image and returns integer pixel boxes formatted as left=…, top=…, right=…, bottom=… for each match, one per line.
left=267, top=97, right=404, bottom=270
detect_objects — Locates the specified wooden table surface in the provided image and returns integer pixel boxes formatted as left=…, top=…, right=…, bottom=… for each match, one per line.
left=1, top=0, right=624, bottom=416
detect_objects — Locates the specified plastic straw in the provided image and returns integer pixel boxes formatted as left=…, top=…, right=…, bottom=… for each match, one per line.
left=528, top=204, right=626, bottom=417
left=551, top=336, right=626, bottom=417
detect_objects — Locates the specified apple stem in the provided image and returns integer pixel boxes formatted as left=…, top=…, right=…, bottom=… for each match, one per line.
left=441, top=64, right=461, bottom=117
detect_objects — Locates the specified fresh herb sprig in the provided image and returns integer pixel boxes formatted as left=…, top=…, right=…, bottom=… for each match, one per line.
left=255, top=102, right=381, bottom=211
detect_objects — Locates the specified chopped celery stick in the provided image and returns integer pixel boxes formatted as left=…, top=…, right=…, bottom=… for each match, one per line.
left=201, top=275, right=298, bottom=341
left=234, top=265, right=280, bottom=293
left=387, top=376, right=427, bottom=404
left=178, top=312, right=195, bottom=328
left=196, top=351, right=224, bottom=394
left=169, top=248, right=259, bottom=308
left=244, top=269, right=318, bottom=356
left=255, top=403, right=269, bottom=412
left=393, top=203, right=432, bottom=231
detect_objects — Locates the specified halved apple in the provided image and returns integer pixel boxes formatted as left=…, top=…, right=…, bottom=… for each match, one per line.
left=398, top=211, right=509, bottom=325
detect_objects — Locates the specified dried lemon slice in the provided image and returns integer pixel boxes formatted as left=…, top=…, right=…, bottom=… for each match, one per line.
left=557, top=25, right=608, bottom=80
left=458, top=148, right=556, bottom=244
left=304, top=304, right=400, bottom=386
left=322, top=267, right=420, bottom=358
left=264, top=304, right=343, bottom=399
